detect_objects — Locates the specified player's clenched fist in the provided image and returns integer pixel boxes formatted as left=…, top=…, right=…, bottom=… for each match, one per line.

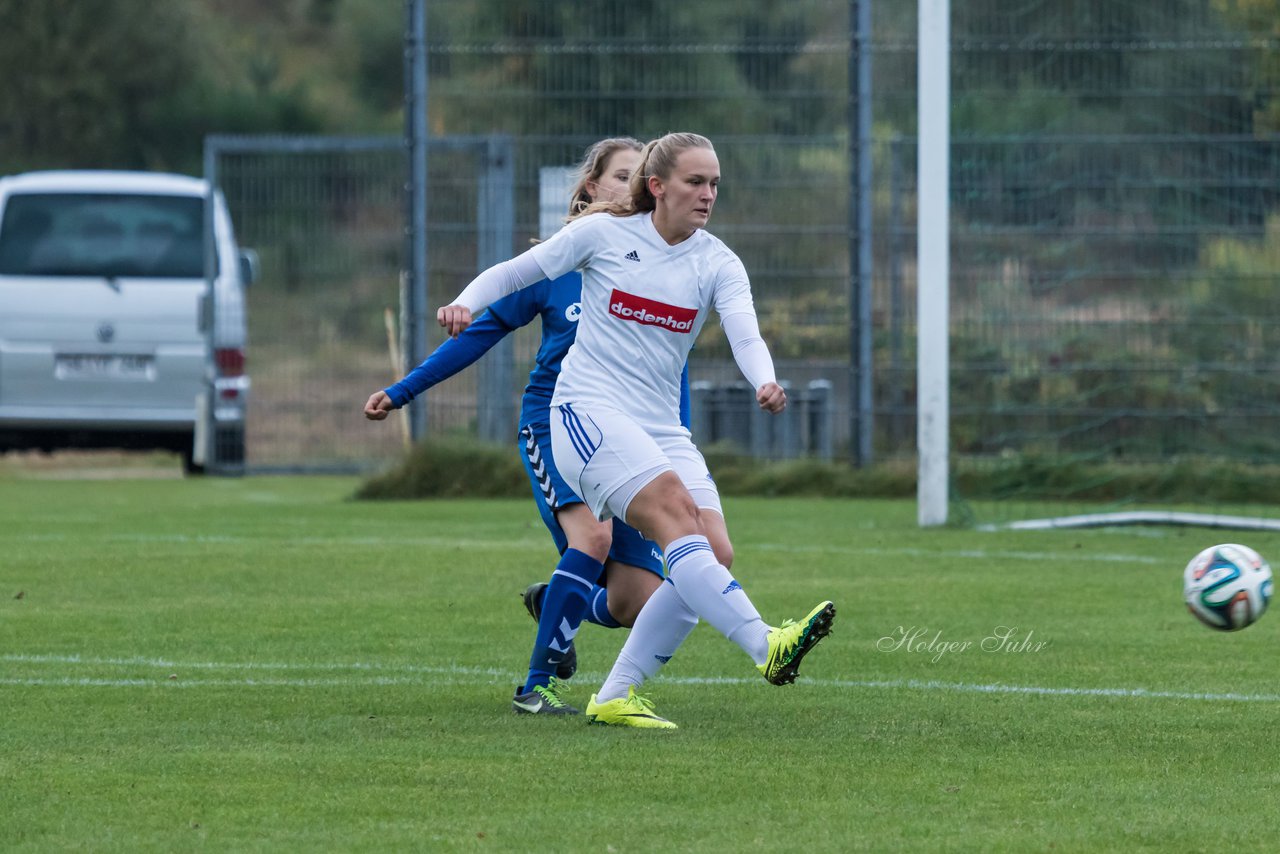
left=437, top=304, right=473, bottom=338
left=364, top=390, right=394, bottom=420
left=756, top=382, right=786, bottom=414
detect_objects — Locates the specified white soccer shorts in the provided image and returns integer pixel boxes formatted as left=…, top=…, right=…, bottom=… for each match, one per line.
left=551, top=402, right=722, bottom=523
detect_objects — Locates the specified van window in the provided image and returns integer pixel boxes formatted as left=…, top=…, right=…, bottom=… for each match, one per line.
left=0, top=192, right=215, bottom=278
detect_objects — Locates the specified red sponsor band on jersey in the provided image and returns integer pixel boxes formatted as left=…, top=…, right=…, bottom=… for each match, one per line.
left=609, top=289, right=697, bottom=333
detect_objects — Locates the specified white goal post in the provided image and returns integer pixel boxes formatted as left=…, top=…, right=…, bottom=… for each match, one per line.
left=911, top=0, right=1280, bottom=533
left=917, top=0, right=950, bottom=527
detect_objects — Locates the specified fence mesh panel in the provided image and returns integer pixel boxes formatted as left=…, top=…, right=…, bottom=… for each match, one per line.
left=212, top=140, right=409, bottom=470
left=205, top=0, right=1280, bottom=522
left=920, top=1, right=1280, bottom=521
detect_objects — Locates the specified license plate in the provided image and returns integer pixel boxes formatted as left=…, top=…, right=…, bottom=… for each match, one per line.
left=54, top=353, right=156, bottom=381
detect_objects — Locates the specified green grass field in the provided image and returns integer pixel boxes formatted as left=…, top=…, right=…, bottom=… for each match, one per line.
left=4, top=473, right=1280, bottom=852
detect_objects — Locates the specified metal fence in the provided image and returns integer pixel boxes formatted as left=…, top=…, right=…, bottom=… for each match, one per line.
left=205, top=131, right=851, bottom=472
left=202, top=0, right=1280, bottom=495
left=891, top=0, right=1280, bottom=520
left=205, top=134, right=531, bottom=472
left=881, top=133, right=1280, bottom=461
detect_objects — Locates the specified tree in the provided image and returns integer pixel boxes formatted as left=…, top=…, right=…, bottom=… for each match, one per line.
left=0, top=0, right=332, bottom=174
left=424, top=0, right=842, bottom=138
left=0, top=0, right=205, bottom=171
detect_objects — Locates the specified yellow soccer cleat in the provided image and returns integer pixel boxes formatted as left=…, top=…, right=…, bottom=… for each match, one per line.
left=585, top=686, right=678, bottom=729
left=759, top=600, right=836, bottom=685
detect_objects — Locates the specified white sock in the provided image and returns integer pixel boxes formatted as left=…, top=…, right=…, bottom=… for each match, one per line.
left=596, top=580, right=699, bottom=702
left=664, top=534, right=770, bottom=664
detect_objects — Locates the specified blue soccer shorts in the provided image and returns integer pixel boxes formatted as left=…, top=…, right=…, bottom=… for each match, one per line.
left=518, top=421, right=664, bottom=578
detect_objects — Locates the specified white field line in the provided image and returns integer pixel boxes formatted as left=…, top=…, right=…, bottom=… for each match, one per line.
left=3, top=652, right=509, bottom=677
left=0, top=531, right=1165, bottom=565
left=751, top=542, right=1164, bottom=564
left=0, top=532, right=545, bottom=551
left=5, top=653, right=1277, bottom=703
left=0, top=676, right=453, bottom=688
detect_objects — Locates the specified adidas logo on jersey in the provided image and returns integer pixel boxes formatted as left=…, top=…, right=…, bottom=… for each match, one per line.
left=624, top=250, right=640, bottom=262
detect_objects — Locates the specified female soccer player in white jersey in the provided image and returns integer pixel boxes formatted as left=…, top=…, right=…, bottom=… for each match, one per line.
left=437, top=132, right=835, bottom=728
left=366, top=138, right=733, bottom=717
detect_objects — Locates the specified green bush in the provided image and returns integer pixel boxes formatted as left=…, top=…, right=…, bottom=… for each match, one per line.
left=354, top=436, right=528, bottom=500
left=356, top=438, right=1280, bottom=509
left=354, top=437, right=920, bottom=501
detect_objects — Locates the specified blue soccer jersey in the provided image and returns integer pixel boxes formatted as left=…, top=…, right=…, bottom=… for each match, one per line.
left=489, top=274, right=582, bottom=429
left=383, top=271, right=689, bottom=573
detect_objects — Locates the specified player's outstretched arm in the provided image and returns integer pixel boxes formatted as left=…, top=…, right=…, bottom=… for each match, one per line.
left=441, top=252, right=553, bottom=337
left=722, top=311, right=782, bottom=413
left=377, top=309, right=521, bottom=411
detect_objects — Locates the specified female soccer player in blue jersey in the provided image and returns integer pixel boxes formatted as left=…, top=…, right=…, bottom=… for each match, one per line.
left=365, top=138, right=728, bottom=716
left=436, top=133, right=836, bottom=728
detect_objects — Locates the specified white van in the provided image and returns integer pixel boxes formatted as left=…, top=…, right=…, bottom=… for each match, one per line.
left=0, top=170, right=253, bottom=473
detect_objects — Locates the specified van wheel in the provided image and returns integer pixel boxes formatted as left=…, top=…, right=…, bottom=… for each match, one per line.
left=215, top=425, right=246, bottom=470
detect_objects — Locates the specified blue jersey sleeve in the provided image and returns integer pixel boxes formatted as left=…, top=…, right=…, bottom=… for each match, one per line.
left=486, top=278, right=549, bottom=332
left=383, top=283, right=550, bottom=408
left=679, top=362, right=692, bottom=430
left=383, top=310, right=513, bottom=407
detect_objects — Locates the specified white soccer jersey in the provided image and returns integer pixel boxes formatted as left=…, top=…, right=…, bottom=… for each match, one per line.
left=529, top=211, right=761, bottom=429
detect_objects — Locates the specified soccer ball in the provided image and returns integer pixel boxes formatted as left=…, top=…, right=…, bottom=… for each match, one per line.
left=1183, top=543, right=1273, bottom=631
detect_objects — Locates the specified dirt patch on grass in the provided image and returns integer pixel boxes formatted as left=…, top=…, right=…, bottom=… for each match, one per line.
left=0, top=450, right=184, bottom=480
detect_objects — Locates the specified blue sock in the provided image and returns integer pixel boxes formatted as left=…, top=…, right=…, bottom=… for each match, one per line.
left=583, top=585, right=622, bottom=628
left=523, top=549, right=604, bottom=693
